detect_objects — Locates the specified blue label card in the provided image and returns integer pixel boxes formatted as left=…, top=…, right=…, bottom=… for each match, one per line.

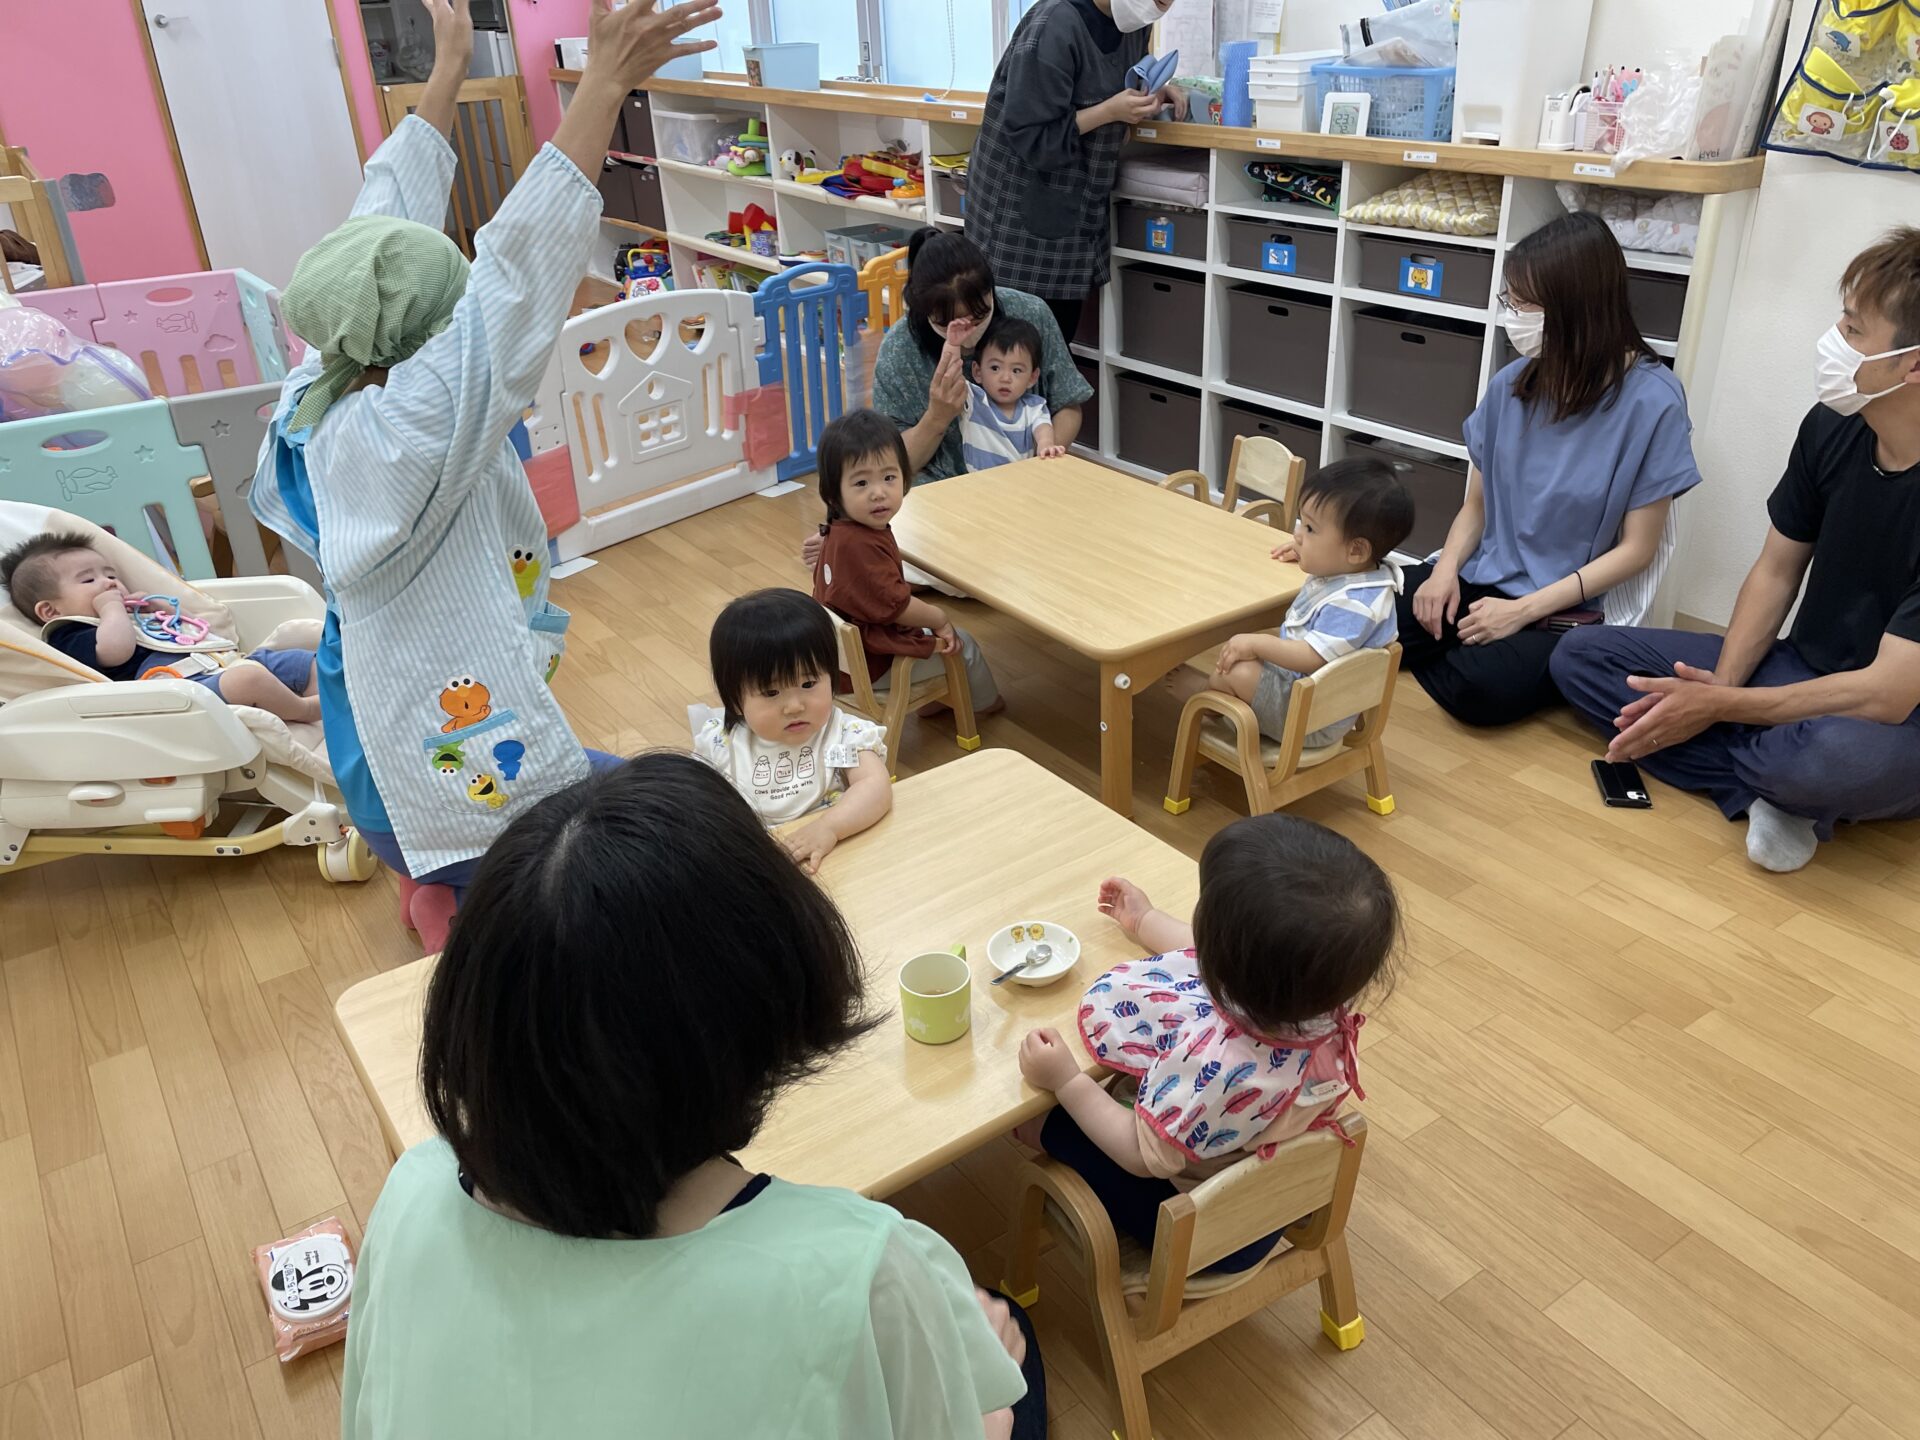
left=1261, top=241, right=1298, bottom=274
left=1147, top=218, right=1174, bottom=252
left=1399, top=257, right=1443, bottom=296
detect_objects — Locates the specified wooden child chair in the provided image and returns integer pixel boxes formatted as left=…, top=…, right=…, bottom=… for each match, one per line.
left=1165, top=644, right=1402, bottom=818
left=1160, top=435, right=1306, bottom=521
left=828, top=612, right=980, bottom=773
left=1003, top=1114, right=1369, bottom=1440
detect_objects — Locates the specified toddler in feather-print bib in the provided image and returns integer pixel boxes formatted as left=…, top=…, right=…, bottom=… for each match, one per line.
left=1077, top=950, right=1362, bottom=1173
left=1015, top=814, right=1399, bottom=1190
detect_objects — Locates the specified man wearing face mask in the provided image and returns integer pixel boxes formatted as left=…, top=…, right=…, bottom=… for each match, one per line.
left=1553, top=227, right=1920, bottom=874
left=964, top=0, right=1183, bottom=344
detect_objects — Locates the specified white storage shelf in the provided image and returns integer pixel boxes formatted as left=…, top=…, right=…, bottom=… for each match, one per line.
left=1072, top=146, right=1748, bottom=543
left=557, top=73, right=1746, bottom=537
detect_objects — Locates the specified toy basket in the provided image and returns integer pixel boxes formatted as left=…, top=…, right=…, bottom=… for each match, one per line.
left=1312, top=63, right=1457, bottom=142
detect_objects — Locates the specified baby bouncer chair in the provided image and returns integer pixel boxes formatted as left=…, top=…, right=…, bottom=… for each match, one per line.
left=0, top=502, right=374, bottom=881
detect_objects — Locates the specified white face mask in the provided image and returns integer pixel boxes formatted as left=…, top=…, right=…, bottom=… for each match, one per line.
left=1501, top=306, right=1545, bottom=359
left=1815, top=323, right=1918, bottom=416
left=1110, top=0, right=1165, bottom=33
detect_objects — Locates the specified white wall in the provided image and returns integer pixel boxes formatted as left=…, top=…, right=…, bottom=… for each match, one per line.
left=1581, top=0, right=1748, bottom=78
left=1675, top=0, right=1913, bottom=625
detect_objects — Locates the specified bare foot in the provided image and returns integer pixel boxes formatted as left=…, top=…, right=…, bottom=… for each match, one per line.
left=1012, top=1115, right=1046, bottom=1151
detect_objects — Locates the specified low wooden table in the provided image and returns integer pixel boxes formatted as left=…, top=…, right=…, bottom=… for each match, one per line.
left=892, top=456, right=1303, bottom=815
left=334, top=749, right=1200, bottom=1198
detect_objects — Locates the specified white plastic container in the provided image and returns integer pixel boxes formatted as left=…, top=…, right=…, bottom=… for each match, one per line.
left=1256, top=97, right=1318, bottom=132
left=1452, top=0, right=1595, bottom=145
left=651, top=109, right=749, bottom=167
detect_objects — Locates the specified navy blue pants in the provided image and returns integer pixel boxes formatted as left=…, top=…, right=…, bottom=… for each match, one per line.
left=1550, top=627, right=1920, bottom=840
left=1039, top=1108, right=1284, bottom=1275
left=356, top=748, right=628, bottom=899
left=1002, top=1293, right=1048, bottom=1440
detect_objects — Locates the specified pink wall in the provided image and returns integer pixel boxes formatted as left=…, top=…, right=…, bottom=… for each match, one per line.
left=0, top=0, right=202, bottom=281
left=510, top=0, right=575, bottom=147
left=331, top=0, right=387, bottom=159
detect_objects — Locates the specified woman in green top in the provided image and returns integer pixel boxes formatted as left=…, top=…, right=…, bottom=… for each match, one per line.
left=343, top=753, right=1044, bottom=1438
left=874, top=229, right=1094, bottom=483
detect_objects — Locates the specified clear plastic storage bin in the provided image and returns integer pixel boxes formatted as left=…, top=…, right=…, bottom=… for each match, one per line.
left=650, top=109, right=751, bottom=166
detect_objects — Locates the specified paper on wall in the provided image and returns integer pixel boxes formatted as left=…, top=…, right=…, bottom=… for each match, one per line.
left=1159, top=0, right=1217, bottom=72
left=1250, top=0, right=1284, bottom=34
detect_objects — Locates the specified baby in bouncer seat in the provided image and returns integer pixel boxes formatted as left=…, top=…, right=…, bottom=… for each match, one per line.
left=0, top=531, right=320, bottom=724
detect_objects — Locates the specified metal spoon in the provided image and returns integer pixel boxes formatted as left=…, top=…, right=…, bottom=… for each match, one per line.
left=992, top=943, right=1053, bottom=986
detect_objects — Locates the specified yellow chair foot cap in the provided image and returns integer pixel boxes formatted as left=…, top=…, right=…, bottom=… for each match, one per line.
left=1321, top=1312, right=1366, bottom=1350
left=1365, top=793, right=1395, bottom=816
left=1001, top=1282, right=1040, bottom=1309
left=1163, top=796, right=1192, bottom=815
left=956, top=734, right=982, bottom=751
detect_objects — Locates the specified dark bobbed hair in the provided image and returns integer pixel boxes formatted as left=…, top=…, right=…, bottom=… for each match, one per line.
left=904, top=228, right=997, bottom=359
left=709, top=588, right=840, bottom=729
left=978, top=314, right=1044, bottom=372
left=1298, top=458, right=1416, bottom=568
left=1192, top=814, right=1399, bottom=1034
left=1504, top=212, right=1656, bottom=423
left=420, top=753, right=877, bottom=1240
left=817, top=408, right=913, bottom=523
left=0, top=530, right=100, bottom=619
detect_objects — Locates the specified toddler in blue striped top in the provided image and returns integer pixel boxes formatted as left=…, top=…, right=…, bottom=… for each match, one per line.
left=958, top=316, right=1067, bottom=471
left=1175, top=458, right=1415, bottom=745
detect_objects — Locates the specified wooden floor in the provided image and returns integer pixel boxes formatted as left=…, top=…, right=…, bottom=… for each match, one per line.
left=3, top=485, right=1918, bottom=1440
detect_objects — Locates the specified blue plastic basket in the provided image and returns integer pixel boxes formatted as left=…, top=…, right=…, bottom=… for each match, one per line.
left=1311, top=63, right=1456, bottom=142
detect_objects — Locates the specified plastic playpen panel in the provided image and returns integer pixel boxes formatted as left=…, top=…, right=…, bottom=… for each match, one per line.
left=553, top=289, right=774, bottom=559
left=753, top=264, right=863, bottom=483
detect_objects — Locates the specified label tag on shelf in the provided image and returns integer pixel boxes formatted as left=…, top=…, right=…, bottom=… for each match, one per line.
left=1261, top=241, right=1297, bottom=274
left=1399, top=255, right=1444, bottom=297
left=1403, top=149, right=1438, bottom=164
left=1572, top=161, right=1616, bottom=178
left=950, top=109, right=970, bottom=120
left=1136, top=126, right=1158, bottom=138
left=1146, top=217, right=1176, bottom=253
left=1256, top=136, right=1282, bottom=150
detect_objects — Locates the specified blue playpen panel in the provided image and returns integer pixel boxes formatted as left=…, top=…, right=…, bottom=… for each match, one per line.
left=753, top=263, right=863, bottom=482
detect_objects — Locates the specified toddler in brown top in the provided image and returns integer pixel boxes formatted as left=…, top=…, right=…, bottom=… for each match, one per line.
left=811, top=410, right=1002, bottom=712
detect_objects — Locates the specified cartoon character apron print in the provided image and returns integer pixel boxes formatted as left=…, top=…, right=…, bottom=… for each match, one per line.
left=255, top=403, right=588, bottom=877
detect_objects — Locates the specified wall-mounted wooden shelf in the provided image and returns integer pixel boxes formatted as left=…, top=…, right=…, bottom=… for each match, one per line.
left=554, top=69, right=1764, bottom=197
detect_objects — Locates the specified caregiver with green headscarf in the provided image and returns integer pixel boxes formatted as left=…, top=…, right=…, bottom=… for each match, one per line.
left=250, top=0, right=719, bottom=936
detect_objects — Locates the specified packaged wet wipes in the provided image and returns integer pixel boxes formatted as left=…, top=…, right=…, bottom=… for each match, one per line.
left=253, top=1217, right=355, bottom=1361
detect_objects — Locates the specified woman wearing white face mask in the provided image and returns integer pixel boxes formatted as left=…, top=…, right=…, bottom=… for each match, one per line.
left=1394, top=211, right=1704, bottom=727
left=964, top=0, right=1182, bottom=343
left=1554, top=226, right=1920, bottom=875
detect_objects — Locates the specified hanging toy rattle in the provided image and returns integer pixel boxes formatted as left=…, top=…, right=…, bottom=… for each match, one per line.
left=127, top=593, right=212, bottom=647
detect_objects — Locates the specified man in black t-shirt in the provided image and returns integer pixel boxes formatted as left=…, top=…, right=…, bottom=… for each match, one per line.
left=1553, top=228, right=1920, bottom=873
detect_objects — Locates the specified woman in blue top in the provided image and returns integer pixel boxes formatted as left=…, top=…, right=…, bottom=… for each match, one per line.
left=1395, top=212, right=1705, bottom=727
left=251, top=0, right=715, bottom=916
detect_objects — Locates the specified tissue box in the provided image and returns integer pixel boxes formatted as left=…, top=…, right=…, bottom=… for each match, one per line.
left=555, top=37, right=589, bottom=70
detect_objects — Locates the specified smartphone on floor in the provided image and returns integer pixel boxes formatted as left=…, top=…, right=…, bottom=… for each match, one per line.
left=1591, top=759, right=1652, bottom=809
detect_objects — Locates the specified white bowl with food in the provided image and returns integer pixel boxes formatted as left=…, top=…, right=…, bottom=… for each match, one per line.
left=986, top=921, right=1080, bottom=987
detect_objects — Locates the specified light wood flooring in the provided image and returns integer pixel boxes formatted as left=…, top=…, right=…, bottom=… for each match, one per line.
left=2, top=484, right=1918, bottom=1440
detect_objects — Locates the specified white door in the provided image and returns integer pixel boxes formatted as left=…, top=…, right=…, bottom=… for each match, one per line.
left=141, top=0, right=365, bottom=286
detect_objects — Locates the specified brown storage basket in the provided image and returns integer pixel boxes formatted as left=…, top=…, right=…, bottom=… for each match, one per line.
left=1354, top=234, right=1496, bottom=308
left=1348, top=306, right=1484, bottom=442
left=1115, top=372, right=1201, bottom=476
left=1119, top=266, right=1205, bottom=376
left=1115, top=200, right=1208, bottom=262
left=1225, top=285, right=1332, bottom=403
left=1222, top=216, right=1337, bottom=281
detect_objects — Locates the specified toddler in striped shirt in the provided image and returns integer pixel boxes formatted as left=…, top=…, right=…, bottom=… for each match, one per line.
left=1178, top=458, right=1415, bottom=745
left=958, top=317, right=1067, bottom=471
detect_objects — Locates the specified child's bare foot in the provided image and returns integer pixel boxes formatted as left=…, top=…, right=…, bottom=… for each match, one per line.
left=1012, top=1116, right=1046, bottom=1151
